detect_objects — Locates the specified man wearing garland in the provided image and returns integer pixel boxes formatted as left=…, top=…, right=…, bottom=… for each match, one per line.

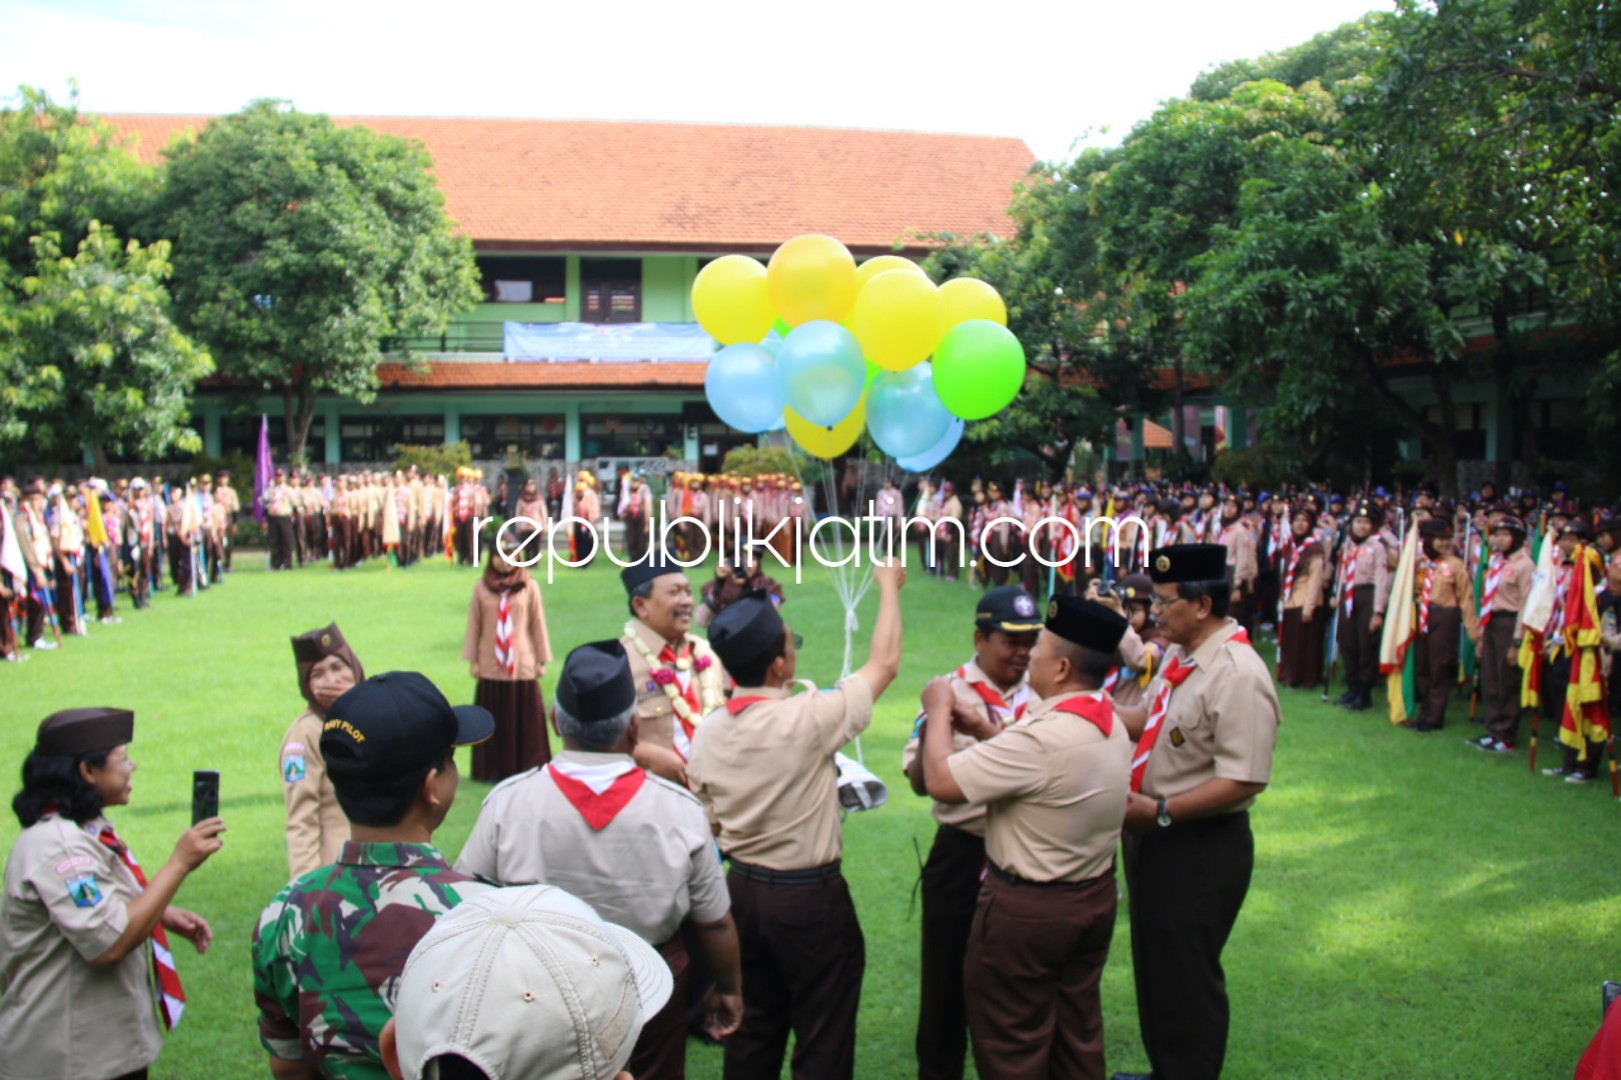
left=620, top=552, right=728, bottom=786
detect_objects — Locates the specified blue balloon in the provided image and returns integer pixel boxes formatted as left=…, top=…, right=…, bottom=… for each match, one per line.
left=706, top=343, right=785, bottom=433
left=897, top=417, right=965, bottom=472
left=774, top=320, right=865, bottom=427
left=868, top=363, right=953, bottom=459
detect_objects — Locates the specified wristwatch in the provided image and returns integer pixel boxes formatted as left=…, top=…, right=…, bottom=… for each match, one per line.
left=1155, top=797, right=1173, bottom=828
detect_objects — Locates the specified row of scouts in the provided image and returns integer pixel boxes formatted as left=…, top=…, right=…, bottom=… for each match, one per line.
left=5, top=539, right=1272, bottom=1079
left=1, top=473, right=242, bottom=660
left=260, top=467, right=484, bottom=571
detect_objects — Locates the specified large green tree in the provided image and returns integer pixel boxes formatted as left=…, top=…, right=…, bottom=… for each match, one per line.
left=154, top=101, right=481, bottom=465
left=1, top=86, right=206, bottom=464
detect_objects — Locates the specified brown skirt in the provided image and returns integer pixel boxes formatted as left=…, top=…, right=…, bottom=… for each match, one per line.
left=1278, top=607, right=1324, bottom=689
left=471, top=678, right=550, bottom=783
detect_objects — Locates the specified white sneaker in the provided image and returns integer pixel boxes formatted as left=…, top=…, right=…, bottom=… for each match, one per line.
left=1565, top=772, right=1593, bottom=784
left=30, top=638, right=57, bottom=650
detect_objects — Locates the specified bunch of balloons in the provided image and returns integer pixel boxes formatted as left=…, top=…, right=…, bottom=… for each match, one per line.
left=695, top=234, right=1025, bottom=470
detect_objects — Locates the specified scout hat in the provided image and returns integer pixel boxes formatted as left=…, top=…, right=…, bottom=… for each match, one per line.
left=1044, top=595, right=1129, bottom=654
left=620, top=548, right=685, bottom=595
left=556, top=641, right=637, bottom=723
left=1419, top=517, right=1453, bottom=539
left=1493, top=515, right=1528, bottom=536
left=1147, top=543, right=1229, bottom=584
left=291, top=623, right=364, bottom=714
left=1351, top=499, right=1377, bottom=522
left=1116, top=573, right=1155, bottom=605
left=35, top=708, right=134, bottom=757
left=975, top=586, right=1043, bottom=634
left=392, top=884, right=673, bottom=1080
left=708, top=591, right=785, bottom=672
left=322, top=672, right=493, bottom=815
left=1562, top=518, right=1594, bottom=541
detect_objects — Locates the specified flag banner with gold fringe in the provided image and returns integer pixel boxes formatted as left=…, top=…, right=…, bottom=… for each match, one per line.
left=1558, top=543, right=1609, bottom=760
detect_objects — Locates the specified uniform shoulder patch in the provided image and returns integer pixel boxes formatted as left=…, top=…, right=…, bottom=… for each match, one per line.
left=282, top=754, right=307, bottom=783
left=66, top=874, right=103, bottom=908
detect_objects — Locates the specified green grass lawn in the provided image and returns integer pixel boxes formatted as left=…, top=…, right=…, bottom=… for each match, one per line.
left=3, top=552, right=1617, bottom=1078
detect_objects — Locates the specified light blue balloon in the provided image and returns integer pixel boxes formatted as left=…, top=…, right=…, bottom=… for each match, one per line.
left=706, top=343, right=785, bottom=434
left=868, top=363, right=953, bottom=459
left=897, top=417, right=965, bottom=472
left=774, top=320, right=865, bottom=427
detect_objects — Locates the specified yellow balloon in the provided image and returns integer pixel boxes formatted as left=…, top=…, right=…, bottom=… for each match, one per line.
left=692, top=255, right=775, bottom=345
left=856, top=255, right=926, bottom=291
left=850, top=269, right=944, bottom=372
left=768, top=234, right=858, bottom=326
left=939, top=277, right=1008, bottom=330
left=786, top=396, right=866, bottom=458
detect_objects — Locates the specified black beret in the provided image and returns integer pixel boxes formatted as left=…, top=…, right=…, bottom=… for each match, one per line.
left=1351, top=499, right=1377, bottom=521
left=1148, top=543, right=1229, bottom=584
left=1117, top=573, right=1154, bottom=603
left=1493, top=515, right=1528, bottom=536
left=36, top=708, right=134, bottom=757
left=557, top=641, right=636, bottom=721
left=291, top=622, right=352, bottom=666
left=1044, top=596, right=1128, bottom=653
left=621, top=549, right=687, bottom=595
left=1563, top=518, right=1594, bottom=540
left=708, top=592, right=785, bottom=671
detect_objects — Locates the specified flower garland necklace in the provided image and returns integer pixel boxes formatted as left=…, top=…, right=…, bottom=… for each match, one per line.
left=623, top=621, right=722, bottom=725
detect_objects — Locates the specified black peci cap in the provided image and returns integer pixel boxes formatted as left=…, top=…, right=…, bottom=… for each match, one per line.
left=557, top=641, right=637, bottom=722
left=1044, top=596, right=1129, bottom=653
left=708, top=592, right=785, bottom=673
left=976, top=586, right=1043, bottom=634
left=620, top=550, right=686, bottom=595
left=35, top=708, right=134, bottom=757
left=321, top=672, right=493, bottom=794
left=1147, top=544, right=1229, bottom=584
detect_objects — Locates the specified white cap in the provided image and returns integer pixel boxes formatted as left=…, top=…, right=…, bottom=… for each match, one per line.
left=393, top=885, right=673, bottom=1080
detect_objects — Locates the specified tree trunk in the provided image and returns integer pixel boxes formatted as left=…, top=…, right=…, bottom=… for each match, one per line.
left=1170, top=355, right=1187, bottom=460
left=1348, top=340, right=1458, bottom=495
left=88, top=443, right=110, bottom=473
left=293, top=388, right=319, bottom=471
left=283, top=387, right=299, bottom=467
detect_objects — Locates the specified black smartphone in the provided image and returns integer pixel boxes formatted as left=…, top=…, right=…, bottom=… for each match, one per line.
left=191, top=770, right=219, bottom=825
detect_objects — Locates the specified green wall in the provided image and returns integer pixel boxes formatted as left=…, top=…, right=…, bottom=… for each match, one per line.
left=446, top=255, right=699, bottom=345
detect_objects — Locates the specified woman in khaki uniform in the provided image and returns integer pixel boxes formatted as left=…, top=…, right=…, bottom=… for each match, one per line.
left=281, top=623, right=364, bottom=879
left=1, top=708, right=224, bottom=1080
left=463, top=523, right=552, bottom=782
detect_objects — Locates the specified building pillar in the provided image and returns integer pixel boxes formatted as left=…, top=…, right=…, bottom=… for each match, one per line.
left=323, top=402, right=342, bottom=465
left=445, top=405, right=461, bottom=446
left=564, top=257, right=582, bottom=322
left=1131, top=416, right=1146, bottom=465
left=1229, top=403, right=1248, bottom=451
left=565, top=401, right=582, bottom=462
left=203, top=405, right=222, bottom=457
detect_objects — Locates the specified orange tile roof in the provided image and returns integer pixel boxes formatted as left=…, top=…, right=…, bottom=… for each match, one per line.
left=376, top=360, right=706, bottom=391
left=101, top=114, right=1034, bottom=253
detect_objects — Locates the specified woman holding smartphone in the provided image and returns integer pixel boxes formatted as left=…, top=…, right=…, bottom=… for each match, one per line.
left=0, top=707, right=225, bottom=1080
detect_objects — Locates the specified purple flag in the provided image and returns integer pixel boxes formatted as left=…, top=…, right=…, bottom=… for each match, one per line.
left=253, top=414, right=273, bottom=525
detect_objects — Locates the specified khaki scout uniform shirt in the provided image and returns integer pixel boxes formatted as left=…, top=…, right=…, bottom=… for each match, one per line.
left=1220, top=521, right=1258, bottom=589
left=0, top=814, right=163, bottom=1080
left=1346, top=535, right=1394, bottom=612
left=463, top=577, right=552, bottom=681
left=622, top=618, right=725, bottom=753
left=1141, top=619, right=1281, bottom=812
left=455, top=750, right=730, bottom=945
left=281, top=709, right=350, bottom=879
left=901, top=659, right=1031, bottom=837
left=946, top=690, right=1130, bottom=882
left=1420, top=553, right=1481, bottom=639
left=689, top=675, right=874, bottom=870
left=1495, top=548, right=1535, bottom=626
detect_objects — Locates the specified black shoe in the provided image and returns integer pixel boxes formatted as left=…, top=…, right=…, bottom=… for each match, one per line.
left=1334, top=687, right=1357, bottom=706
left=1410, top=721, right=1439, bottom=732
left=1112, top=1073, right=1153, bottom=1080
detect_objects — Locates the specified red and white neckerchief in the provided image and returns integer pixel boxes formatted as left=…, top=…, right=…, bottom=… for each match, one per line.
left=1547, top=564, right=1570, bottom=639
left=1480, top=553, right=1504, bottom=627
left=1102, top=666, right=1122, bottom=694
left=957, top=664, right=1031, bottom=725
left=547, top=759, right=646, bottom=830
left=456, top=485, right=474, bottom=521
left=1051, top=693, right=1115, bottom=736
left=493, top=590, right=516, bottom=675
left=1132, top=628, right=1251, bottom=792
left=1418, top=559, right=1435, bottom=635
left=1338, top=543, right=1359, bottom=616
left=96, top=825, right=185, bottom=1029
left=1282, top=539, right=1306, bottom=604
left=657, top=643, right=704, bottom=758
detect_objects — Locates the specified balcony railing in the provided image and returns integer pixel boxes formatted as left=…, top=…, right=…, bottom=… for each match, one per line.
left=387, top=319, right=509, bottom=356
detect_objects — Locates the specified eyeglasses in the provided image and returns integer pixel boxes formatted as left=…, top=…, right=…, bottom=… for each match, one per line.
left=790, top=632, right=804, bottom=650
left=1150, top=593, right=1187, bottom=610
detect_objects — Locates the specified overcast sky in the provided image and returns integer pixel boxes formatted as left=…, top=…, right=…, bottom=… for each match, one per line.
left=5, top=0, right=1386, bottom=162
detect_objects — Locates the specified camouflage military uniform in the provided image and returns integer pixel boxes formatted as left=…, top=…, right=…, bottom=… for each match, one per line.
left=251, top=840, right=492, bottom=1078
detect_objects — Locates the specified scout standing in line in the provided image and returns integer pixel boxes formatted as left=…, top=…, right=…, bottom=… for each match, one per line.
left=457, top=640, right=744, bottom=1079
left=901, top=586, right=1040, bottom=1080
left=921, top=595, right=1132, bottom=1080
left=1407, top=518, right=1481, bottom=733
left=689, top=560, right=904, bottom=1080
left=1468, top=514, right=1535, bottom=754
left=463, top=523, right=553, bottom=783
left=1113, top=543, right=1282, bottom=1080
left=281, top=623, right=365, bottom=879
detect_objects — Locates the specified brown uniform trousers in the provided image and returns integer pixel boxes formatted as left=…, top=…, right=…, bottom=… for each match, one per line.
left=724, top=862, right=863, bottom=1080
left=627, top=934, right=691, bottom=1080
left=1278, top=608, right=1323, bottom=689
left=1414, top=606, right=1462, bottom=729
left=1336, top=585, right=1380, bottom=691
left=916, top=824, right=985, bottom=1080
left=1480, top=614, right=1523, bottom=743
left=964, top=866, right=1116, bottom=1080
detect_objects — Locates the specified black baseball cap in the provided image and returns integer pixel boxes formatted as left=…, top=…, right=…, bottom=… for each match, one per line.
left=975, top=586, right=1043, bottom=634
left=322, top=672, right=494, bottom=793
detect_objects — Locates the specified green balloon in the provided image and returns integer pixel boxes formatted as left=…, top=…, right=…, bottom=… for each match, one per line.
left=863, top=358, right=882, bottom=392
left=772, top=317, right=793, bottom=338
left=932, top=320, right=1026, bottom=420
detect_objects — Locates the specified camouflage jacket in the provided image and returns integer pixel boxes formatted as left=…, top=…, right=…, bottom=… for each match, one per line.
left=251, top=840, right=493, bottom=1078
